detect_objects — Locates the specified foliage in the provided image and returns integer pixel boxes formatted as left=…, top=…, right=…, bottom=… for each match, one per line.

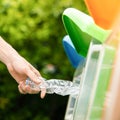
left=0, top=0, right=87, bottom=120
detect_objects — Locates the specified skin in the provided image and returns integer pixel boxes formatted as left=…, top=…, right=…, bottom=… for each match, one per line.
left=0, top=36, right=46, bottom=98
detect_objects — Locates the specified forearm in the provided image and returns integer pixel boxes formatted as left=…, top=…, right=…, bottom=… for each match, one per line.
left=0, top=36, right=19, bottom=65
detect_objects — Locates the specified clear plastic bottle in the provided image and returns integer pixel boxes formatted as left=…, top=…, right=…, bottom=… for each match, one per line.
left=26, top=78, right=80, bottom=96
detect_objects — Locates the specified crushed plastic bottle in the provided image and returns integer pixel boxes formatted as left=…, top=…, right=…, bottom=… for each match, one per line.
left=26, top=78, right=80, bottom=96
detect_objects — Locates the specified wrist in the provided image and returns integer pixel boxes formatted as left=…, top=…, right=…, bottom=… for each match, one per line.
left=0, top=36, right=19, bottom=65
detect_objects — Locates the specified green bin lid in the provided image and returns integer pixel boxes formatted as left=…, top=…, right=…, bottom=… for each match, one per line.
left=62, top=8, right=111, bottom=57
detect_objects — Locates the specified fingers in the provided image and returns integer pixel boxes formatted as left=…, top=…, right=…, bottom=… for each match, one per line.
left=25, top=66, right=47, bottom=98
left=18, top=84, right=27, bottom=94
left=17, top=59, right=47, bottom=98
left=29, top=64, right=41, bottom=77
left=40, top=88, right=46, bottom=99
left=18, top=82, right=40, bottom=94
left=25, top=68, right=42, bottom=84
left=24, top=63, right=44, bottom=85
left=18, top=81, right=46, bottom=99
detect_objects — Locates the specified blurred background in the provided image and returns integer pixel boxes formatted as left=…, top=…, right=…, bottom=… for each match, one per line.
left=0, top=0, right=87, bottom=120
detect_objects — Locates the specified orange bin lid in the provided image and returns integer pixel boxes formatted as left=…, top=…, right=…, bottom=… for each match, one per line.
left=85, top=0, right=120, bottom=29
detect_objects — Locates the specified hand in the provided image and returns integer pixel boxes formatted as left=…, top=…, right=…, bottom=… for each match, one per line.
left=7, top=55, right=46, bottom=98
left=0, top=36, right=46, bottom=98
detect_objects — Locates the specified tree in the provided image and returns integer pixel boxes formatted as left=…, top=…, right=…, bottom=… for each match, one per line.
left=0, top=0, right=87, bottom=119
